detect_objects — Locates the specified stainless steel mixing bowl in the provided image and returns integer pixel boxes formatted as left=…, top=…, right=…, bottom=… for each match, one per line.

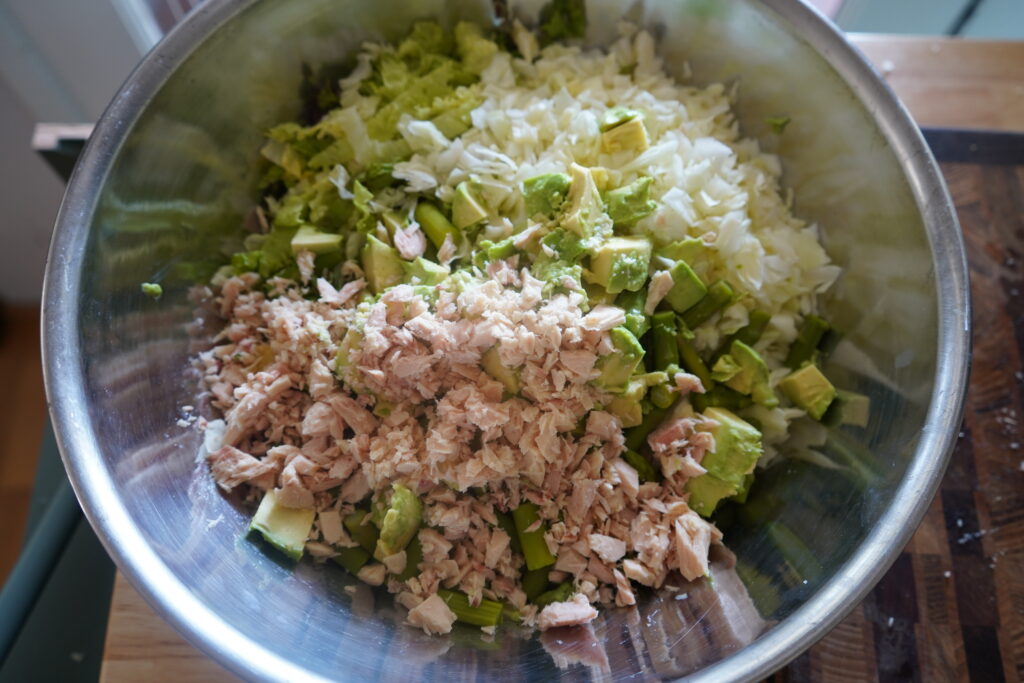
left=42, top=0, right=970, bottom=680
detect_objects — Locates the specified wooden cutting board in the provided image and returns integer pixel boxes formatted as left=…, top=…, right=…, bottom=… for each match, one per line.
left=100, top=36, right=1024, bottom=682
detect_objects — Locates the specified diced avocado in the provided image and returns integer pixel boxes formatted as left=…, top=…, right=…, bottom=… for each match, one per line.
left=601, top=117, right=649, bottom=154
left=712, top=340, right=778, bottom=408
left=249, top=489, right=315, bottom=561
left=605, top=177, right=657, bottom=226
left=381, top=210, right=406, bottom=238
left=482, top=345, right=520, bottom=395
left=595, top=326, right=645, bottom=391
left=361, top=234, right=404, bottom=294
left=583, top=282, right=617, bottom=307
left=541, top=227, right=586, bottom=262
left=374, top=483, right=423, bottom=561
left=523, top=173, right=571, bottom=218
left=684, top=474, right=737, bottom=517
left=588, top=236, right=652, bottom=294
left=402, top=256, right=449, bottom=285
left=656, top=237, right=704, bottom=266
left=779, top=364, right=836, bottom=421
left=684, top=407, right=763, bottom=516
left=822, top=390, right=871, bottom=428
left=334, top=328, right=363, bottom=376
left=733, top=472, right=755, bottom=504
left=599, top=106, right=642, bottom=132
left=414, top=201, right=459, bottom=249
left=452, top=181, right=489, bottom=230
left=608, top=396, right=643, bottom=427
left=291, top=225, right=343, bottom=255
left=664, top=260, right=708, bottom=313
left=562, top=163, right=613, bottom=242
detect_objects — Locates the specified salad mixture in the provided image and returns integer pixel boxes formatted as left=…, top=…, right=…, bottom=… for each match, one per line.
left=196, top=10, right=850, bottom=635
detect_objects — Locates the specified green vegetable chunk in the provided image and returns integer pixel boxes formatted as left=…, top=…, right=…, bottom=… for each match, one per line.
left=622, top=448, right=660, bottom=483
left=452, top=181, right=489, bottom=229
left=712, top=340, right=778, bottom=407
left=534, top=582, right=573, bottom=607
left=600, top=106, right=642, bottom=132
left=361, top=234, right=404, bottom=294
left=523, top=173, right=571, bottom=218
left=538, top=0, right=586, bottom=46
left=652, top=311, right=680, bottom=370
left=617, top=289, right=651, bottom=339
left=779, top=364, right=836, bottom=420
left=512, top=503, right=556, bottom=571
left=682, top=280, right=734, bottom=328
left=623, top=405, right=667, bottom=452
left=395, top=534, right=423, bottom=581
left=375, top=483, right=423, bottom=560
left=522, top=568, right=552, bottom=601
left=437, top=589, right=504, bottom=627
left=249, top=489, right=315, bottom=561
left=291, top=225, right=342, bottom=254
left=605, top=177, right=657, bottom=226
left=588, top=236, right=652, bottom=293
left=785, top=314, right=830, bottom=369
left=595, top=327, right=645, bottom=391
left=140, top=282, right=162, bottom=300
left=343, top=510, right=380, bottom=554
left=402, top=256, right=449, bottom=285
left=664, top=260, right=708, bottom=313
left=482, top=344, right=521, bottom=395
left=415, top=201, right=459, bottom=249
left=676, top=334, right=713, bottom=390
left=684, top=407, right=763, bottom=516
left=332, top=546, right=371, bottom=574
left=766, top=116, right=791, bottom=134
left=607, top=395, right=643, bottom=427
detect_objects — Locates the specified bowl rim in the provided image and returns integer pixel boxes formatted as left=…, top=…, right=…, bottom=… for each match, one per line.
left=41, top=0, right=971, bottom=681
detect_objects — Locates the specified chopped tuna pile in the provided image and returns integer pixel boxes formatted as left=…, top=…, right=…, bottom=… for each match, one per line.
left=194, top=12, right=850, bottom=635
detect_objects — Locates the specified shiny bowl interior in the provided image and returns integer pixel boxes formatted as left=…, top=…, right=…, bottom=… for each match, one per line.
left=42, top=0, right=969, bottom=680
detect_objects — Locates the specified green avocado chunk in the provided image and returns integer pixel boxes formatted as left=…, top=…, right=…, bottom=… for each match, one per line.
left=361, top=234, right=404, bottom=294
left=599, top=106, right=642, bottom=132
left=595, top=326, right=645, bottom=391
left=664, top=260, right=708, bottom=313
left=778, top=364, right=837, bottom=420
left=374, top=483, right=423, bottom=561
left=712, top=340, right=778, bottom=408
left=249, top=489, right=316, bottom=561
left=482, top=344, right=521, bottom=395
left=685, top=407, right=763, bottom=517
left=605, top=177, right=657, bottom=226
left=402, top=256, right=449, bottom=285
left=607, top=395, right=643, bottom=427
left=589, top=236, right=652, bottom=293
left=291, top=225, right=343, bottom=255
left=452, top=181, right=489, bottom=230
left=523, top=173, right=571, bottom=218
left=656, top=237, right=704, bottom=266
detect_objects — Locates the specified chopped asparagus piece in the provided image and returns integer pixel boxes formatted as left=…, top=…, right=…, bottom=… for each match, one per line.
left=395, top=533, right=423, bottom=581
left=437, top=589, right=504, bottom=627
left=676, top=334, right=713, bottom=390
left=414, top=201, right=459, bottom=249
left=512, top=503, right=556, bottom=571
left=522, top=568, right=552, bottom=601
left=652, top=311, right=680, bottom=370
left=622, top=448, right=660, bottom=483
left=534, top=582, right=573, bottom=607
left=682, top=280, right=734, bottom=329
left=785, top=314, right=830, bottom=369
left=624, top=405, right=668, bottom=452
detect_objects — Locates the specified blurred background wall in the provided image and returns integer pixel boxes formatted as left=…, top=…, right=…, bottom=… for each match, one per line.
left=0, top=0, right=1020, bottom=306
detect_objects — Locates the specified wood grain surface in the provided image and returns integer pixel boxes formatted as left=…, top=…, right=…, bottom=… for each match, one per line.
left=99, top=36, right=1024, bottom=681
